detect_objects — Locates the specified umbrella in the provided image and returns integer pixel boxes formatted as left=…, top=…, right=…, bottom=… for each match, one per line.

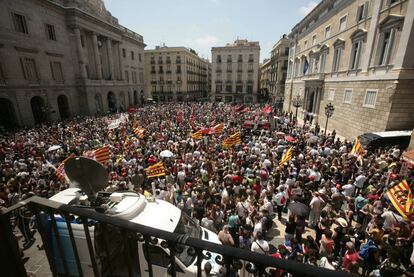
left=276, top=131, right=285, bottom=136
left=307, top=135, right=319, bottom=143
left=46, top=145, right=61, bottom=152
left=285, top=135, right=296, bottom=142
left=160, top=150, right=174, bottom=158
left=288, top=202, right=310, bottom=217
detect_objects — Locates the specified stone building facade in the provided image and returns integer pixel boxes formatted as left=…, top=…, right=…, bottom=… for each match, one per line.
left=284, top=0, right=414, bottom=139
left=211, top=40, right=260, bottom=103
left=144, top=46, right=209, bottom=102
left=259, top=59, right=272, bottom=102
left=269, top=35, right=291, bottom=110
left=0, top=0, right=145, bottom=128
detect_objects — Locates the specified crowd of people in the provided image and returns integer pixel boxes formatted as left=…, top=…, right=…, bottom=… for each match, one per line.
left=1, top=102, right=414, bottom=276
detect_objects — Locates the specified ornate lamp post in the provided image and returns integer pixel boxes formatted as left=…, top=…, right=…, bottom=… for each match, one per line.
left=324, top=102, right=335, bottom=136
left=292, top=94, right=302, bottom=124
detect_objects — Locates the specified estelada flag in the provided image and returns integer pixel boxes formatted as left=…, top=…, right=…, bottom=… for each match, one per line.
left=56, top=153, right=76, bottom=180
left=134, top=127, right=145, bottom=138
left=144, top=162, right=166, bottom=178
left=350, top=137, right=365, bottom=156
left=386, top=180, right=414, bottom=220
left=222, top=132, right=241, bottom=148
left=191, top=130, right=203, bottom=140
left=279, top=147, right=294, bottom=167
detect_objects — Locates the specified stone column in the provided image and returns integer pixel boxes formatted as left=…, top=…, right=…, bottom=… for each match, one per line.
left=74, top=28, right=87, bottom=78
left=312, top=89, right=318, bottom=113
left=106, top=38, right=114, bottom=80
left=92, top=33, right=102, bottom=80
left=117, top=42, right=124, bottom=80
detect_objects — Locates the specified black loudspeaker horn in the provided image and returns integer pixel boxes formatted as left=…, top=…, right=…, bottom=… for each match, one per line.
left=64, top=157, right=108, bottom=203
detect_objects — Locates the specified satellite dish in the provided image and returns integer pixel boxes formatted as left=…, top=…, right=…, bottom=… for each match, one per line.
left=64, top=157, right=108, bottom=204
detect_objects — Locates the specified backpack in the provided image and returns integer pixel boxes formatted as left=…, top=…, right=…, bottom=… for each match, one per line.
left=358, top=240, right=377, bottom=260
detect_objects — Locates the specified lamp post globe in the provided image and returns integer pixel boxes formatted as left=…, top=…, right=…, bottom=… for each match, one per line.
left=324, top=102, right=335, bottom=136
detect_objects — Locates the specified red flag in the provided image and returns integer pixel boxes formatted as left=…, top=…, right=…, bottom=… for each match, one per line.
left=94, top=146, right=110, bottom=165
left=56, top=154, right=76, bottom=180
left=261, top=105, right=272, bottom=114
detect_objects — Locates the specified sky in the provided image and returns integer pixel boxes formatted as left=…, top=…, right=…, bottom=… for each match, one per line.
left=103, top=0, right=321, bottom=62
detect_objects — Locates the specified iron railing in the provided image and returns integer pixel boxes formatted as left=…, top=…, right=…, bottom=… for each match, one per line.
left=0, top=196, right=355, bottom=277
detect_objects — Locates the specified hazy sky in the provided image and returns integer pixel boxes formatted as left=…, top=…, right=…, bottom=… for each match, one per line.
left=103, top=0, right=320, bottom=62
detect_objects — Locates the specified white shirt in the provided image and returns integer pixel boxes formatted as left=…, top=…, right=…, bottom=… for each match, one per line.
left=253, top=222, right=262, bottom=238
left=342, top=184, right=354, bottom=197
left=274, top=191, right=286, bottom=206
left=251, top=239, right=269, bottom=254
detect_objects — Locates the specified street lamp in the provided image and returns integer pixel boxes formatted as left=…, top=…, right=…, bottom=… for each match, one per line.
left=292, top=94, right=302, bottom=124
left=324, top=102, right=335, bottom=136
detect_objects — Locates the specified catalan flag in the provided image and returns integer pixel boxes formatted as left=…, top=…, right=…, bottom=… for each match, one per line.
left=124, top=136, right=130, bottom=147
left=134, top=127, right=145, bottom=139
left=191, top=130, right=203, bottom=140
left=212, top=123, right=224, bottom=134
left=56, top=154, right=76, bottom=180
left=350, top=137, right=365, bottom=156
left=386, top=180, right=414, bottom=220
left=94, top=146, right=110, bottom=165
left=144, top=162, right=166, bottom=178
left=222, top=132, right=241, bottom=148
left=279, top=147, right=294, bottom=167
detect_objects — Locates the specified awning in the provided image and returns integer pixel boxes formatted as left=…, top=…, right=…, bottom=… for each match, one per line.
left=402, top=149, right=414, bottom=164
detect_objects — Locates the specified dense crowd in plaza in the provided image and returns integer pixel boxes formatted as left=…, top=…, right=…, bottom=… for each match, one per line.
left=1, top=102, right=413, bottom=276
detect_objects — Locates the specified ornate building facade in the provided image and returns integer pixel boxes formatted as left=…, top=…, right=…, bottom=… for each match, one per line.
left=284, top=0, right=414, bottom=139
left=145, top=46, right=209, bottom=102
left=0, top=0, right=145, bottom=128
left=259, top=58, right=272, bottom=102
left=211, top=40, right=260, bottom=103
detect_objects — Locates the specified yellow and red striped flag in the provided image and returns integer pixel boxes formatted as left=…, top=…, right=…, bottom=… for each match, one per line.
left=191, top=130, right=203, bottom=140
left=144, top=162, right=166, bottom=178
left=386, top=180, right=414, bottom=220
left=124, top=136, right=130, bottom=147
left=222, top=132, right=241, bottom=148
left=94, top=146, right=110, bottom=165
left=56, top=154, right=76, bottom=180
left=134, top=127, right=145, bottom=139
left=212, top=123, right=224, bottom=134
left=279, top=147, right=294, bottom=167
left=350, top=137, right=365, bottom=156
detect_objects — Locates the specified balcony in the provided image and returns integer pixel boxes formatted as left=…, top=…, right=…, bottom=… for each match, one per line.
left=248, top=69, right=253, bottom=73
left=159, top=70, right=164, bottom=74
left=176, top=80, right=182, bottom=84
left=237, top=79, right=243, bottom=83
left=166, top=60, right=171, bottom=64
left=248, top=59, right=254, bottom=63
left=176, top=60, right=181, bottom=64
left=150, top=80, right=157, bottom=84
left=159, top=80, right=164, bottom=84
left=226, top=80, right=232, bottom=83
left=158, top=60, right=163, bottom=64
left=166, top=70, right=172, bottom=74
left=237, top=68, right=243, bottom=72
left=150, top=70, right=156, bottom=74
left=150, top=60, right=155, bottom=64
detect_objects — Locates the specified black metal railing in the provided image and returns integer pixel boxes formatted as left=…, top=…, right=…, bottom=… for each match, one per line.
left=0, top=196, right=355, bottom=277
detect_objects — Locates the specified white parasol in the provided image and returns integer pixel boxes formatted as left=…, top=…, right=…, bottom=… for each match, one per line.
left=160, top=150, right=174, bottom=158
left=46, top=145, right=61, bottom=152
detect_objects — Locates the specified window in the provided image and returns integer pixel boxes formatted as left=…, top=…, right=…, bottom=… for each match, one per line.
left=378, top=29, right=395, bottom=65
left=50, top=61, right=63, bottom=83
left=285, top=47, right=290, bottom=56
left=237, top=63, right=242, bottom=71
left=364, top=90, right=377, bottom=107
left=324, top=26, right=331, bottom=39
left=304, top=40, right=308, bottom=49
left=248, top=63, right=253, bottom=71
left=132, top=71, right=137, bottom=84
left=131, top=51, right=135, bottom=60
left=80, top=35, right=85, bottom=48
left=339, top=15, right=347, bottom=31
left=238, top=54, right=243, bottom=62
left=247, top=85, right=253, bottom=94
left=226, top=72, right=231, bottom=80
left=332, top=47, right=342, bottom=73
left=216, top=72, right=221, bottom=80
left=122, top=48, right=126, bottom=58
left=143, top=245, right=170, bottom=268
left=327, top=89, right=335, bottom=101
left=13, top=13, right=28, bottom=34
left=216, top=84, right=222, bottom=92
left=217, top=55, right=221, bottom=63
left=20, top=57, right=39, bottom=83
left=349, top=41, right=362, bottom=70
left=319, top=51, right=327, bottom=73
left=312, top=35, right=317, bottom=46
left=227, top=63, right=232, bottom=71
left=152, top=85, right=156, bottom=93
left=225, top=85, right=232, bottom=92
left=138, top=53, right=142, bottom=62
left=124, top=70, right=129, bottom=83
left=248, top=73, right=253, bottom=81
left=248, top=54, right=254, bottom=62
left=236, top=85, right=243, bottom=92
left=227, top=55, right=232, bottom=62
left=46, top=24, right=56, bottom=41
left=357, top=2, right=368, bottom=22
left=139, top=72, right=144, bottom=83
left=237, top=73, right=242, bottom=81
left=343, top=89, right=352, bottom=103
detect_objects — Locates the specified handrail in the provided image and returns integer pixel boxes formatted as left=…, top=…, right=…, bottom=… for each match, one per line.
left=2, top=196, right=355, bottom=277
